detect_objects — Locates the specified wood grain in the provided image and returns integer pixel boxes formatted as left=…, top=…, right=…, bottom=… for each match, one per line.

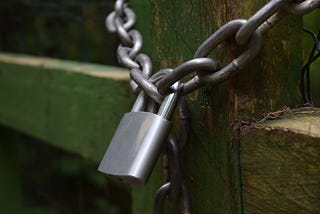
left=241, top=108, right=320, bottom=213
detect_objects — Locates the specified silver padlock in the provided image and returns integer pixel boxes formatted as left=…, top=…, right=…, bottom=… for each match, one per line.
left=98, top=82, right=180, bottom=185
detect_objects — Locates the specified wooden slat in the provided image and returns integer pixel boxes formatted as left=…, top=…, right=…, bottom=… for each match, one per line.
left=0, top=53, right=132, bottom=162
left=241, top=108, right=320, bottom=213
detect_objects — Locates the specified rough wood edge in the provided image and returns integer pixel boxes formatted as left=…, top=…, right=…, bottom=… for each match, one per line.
left=250, top=107, right=320, bottom=138
left=240, top=107, right=320, bottom=213
left=0, top=52, right=129, bottom=80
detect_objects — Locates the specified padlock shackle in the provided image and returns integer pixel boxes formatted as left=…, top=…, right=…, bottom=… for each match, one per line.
left=131, top=91, right=147, bottom=112
left=157, top=81, right=180, bottom=119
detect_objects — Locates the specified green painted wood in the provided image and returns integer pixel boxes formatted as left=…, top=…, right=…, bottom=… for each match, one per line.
left=0, top=52, right=132, bottom=162
left=0, top=125, right=23, bottom=213
left=131, top=0, right=303, bottom=213
left=241, top=108, right=320, bottom=213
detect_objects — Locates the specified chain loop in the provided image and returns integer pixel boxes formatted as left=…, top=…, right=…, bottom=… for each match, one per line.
left=235, top=0, right=291, bottom=46
left=153, top=183, right=192, bottom=214
left=129, top=53, right=153, bottom=94
left=176, top=19, right=263, bottom=95
left=157, top=58, right=219, bottom=95
left=167, top=136, right=183, bottom=200
left=117, top=46, right=140, bottom=69
left=114, top=18, right=132, bottom=46
left=106, top=12, right=117, bottom=32
left=106, top=8, right=136, bottom=33
left=198, top=28, right=263, bottom=85
left=130, top=68, right=163, bottom=103
left=286, top=0, right=320, bottom=15
left=154, top=182, right=170, bottom=214
left=115, top=0, right=126, bottom=17
left=127, top=30, right=143, bottom=58
left=257, top=10, right=286, bottom=34
left=136, top=54, right=153, bottom=77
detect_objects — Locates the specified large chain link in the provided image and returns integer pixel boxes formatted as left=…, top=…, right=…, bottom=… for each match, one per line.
left=107, top=0, right=319, bottom=100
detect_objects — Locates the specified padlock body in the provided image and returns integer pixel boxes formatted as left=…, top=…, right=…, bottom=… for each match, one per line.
left=98, top=111, right=171, bottom=185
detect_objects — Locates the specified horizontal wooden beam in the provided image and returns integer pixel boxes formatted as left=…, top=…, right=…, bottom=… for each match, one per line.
left=240, top=108, right=320, bottom=212
left=0, top=53, right=132, bottom=162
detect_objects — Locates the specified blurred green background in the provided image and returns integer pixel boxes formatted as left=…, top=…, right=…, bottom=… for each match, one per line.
left=0, top=1, right=129, bottom=214
left=0, top=0, right=118, bottom=64
left=0, top=1, right=318, bottom=213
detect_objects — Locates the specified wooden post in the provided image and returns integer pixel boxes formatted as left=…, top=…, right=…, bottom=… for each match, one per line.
left=131, top=0, right=303, bottom=213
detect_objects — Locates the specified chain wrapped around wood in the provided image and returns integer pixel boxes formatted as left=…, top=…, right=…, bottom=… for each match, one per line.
left=106, top=0, right=320, bottom=99
left=105, top=0, right=319, bottom=213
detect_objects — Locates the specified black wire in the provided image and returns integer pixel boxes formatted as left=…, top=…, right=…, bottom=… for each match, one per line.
left=300, top=27, right=320, bottom=106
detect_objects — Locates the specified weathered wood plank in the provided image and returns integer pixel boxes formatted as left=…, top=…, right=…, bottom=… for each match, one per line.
left=0, top=53, right=132, bottom=162
left=241, top=108, right=320, bottom=213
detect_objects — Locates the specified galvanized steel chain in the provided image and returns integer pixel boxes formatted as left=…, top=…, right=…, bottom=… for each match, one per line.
left=105, top=0, right=319, bottom=213
left=107, top=0, right=320, bottom=100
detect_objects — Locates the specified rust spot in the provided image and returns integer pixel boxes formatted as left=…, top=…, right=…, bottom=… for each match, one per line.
left=233, top=93, right=257, bottom=116
left=153, top=5, right=161, bottom=38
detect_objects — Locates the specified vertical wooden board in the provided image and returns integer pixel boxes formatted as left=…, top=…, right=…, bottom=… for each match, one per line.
left=131, top=0, right=303, bottom=213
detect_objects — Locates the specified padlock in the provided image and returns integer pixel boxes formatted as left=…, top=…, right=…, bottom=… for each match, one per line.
left=98, top=81, right=180, bottom=185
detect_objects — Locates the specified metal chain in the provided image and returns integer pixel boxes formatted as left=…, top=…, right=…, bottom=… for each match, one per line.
left=106, top=1, right=319, bottom=213
left=107, top=0, right=320, bottom=100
